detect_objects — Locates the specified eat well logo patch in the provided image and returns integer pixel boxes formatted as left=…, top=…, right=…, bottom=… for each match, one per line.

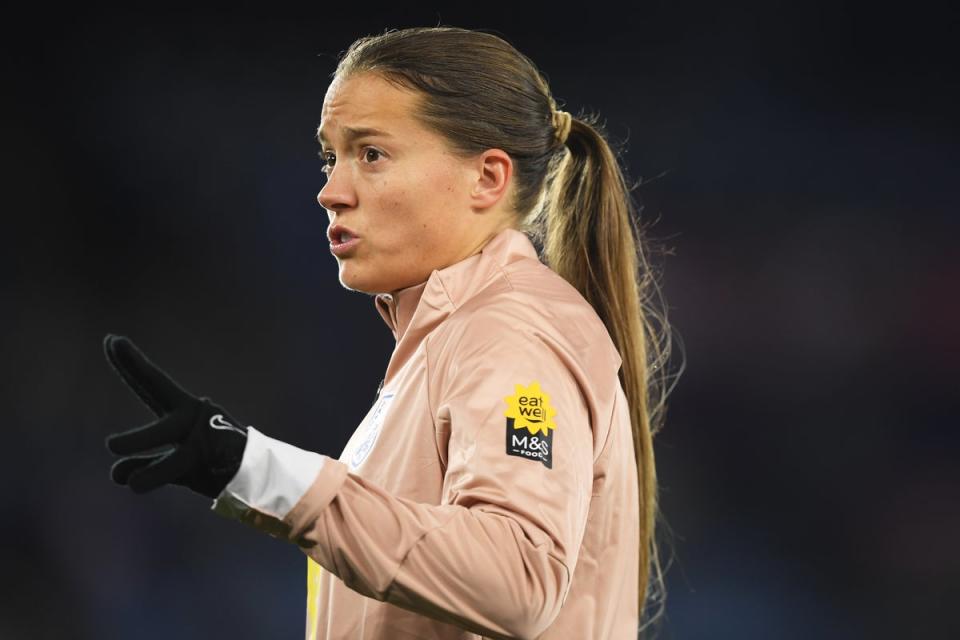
left=503, top=381, right=557, bottom=469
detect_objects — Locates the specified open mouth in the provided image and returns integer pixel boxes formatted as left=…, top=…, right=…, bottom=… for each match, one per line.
left=329, top=225, right=359, bottom=245
left=329, top=228, right=360, bottom=256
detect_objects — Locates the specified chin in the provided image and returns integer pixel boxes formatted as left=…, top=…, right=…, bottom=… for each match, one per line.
left=337, top=265, right=391, bottom=295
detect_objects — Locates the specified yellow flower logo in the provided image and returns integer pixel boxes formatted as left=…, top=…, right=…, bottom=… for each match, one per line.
left=503, top=381, right=558, bottom=436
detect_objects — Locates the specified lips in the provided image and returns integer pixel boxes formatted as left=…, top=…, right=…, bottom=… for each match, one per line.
left=327, top=224, right=359, bottom=244
left=328, top=224, right=361, bottom=257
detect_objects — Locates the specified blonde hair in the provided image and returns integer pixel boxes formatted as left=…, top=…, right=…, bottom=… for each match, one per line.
left=333, top=26, right=681, bottom=636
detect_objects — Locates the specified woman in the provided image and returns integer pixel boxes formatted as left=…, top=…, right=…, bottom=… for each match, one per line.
left=103, top=26, right=675, bottom=639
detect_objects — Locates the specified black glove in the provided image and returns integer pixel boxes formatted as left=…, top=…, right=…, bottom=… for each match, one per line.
left=103, top=334, right=249, bottom=499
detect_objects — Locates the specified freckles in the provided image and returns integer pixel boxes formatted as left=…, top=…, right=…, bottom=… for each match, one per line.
left=379, top=184, right=405, bottom=211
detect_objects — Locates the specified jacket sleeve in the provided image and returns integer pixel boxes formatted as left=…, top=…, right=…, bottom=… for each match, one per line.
left=210, top=426, right=328, bottom=538
left=214, top=326, right=595, bottom=640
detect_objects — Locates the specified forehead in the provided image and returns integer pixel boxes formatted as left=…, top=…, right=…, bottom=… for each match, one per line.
left=317, top=73, right=421, bottom=144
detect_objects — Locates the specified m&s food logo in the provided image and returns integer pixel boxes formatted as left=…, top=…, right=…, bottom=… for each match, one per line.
left=503, top=381, right=556, bottom=468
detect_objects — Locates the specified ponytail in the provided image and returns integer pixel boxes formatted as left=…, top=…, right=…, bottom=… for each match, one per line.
left=534, top=112, right=679, bottom=636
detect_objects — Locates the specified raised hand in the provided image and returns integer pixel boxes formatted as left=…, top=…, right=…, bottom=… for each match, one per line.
left=103, top=334, right=248, bottom=499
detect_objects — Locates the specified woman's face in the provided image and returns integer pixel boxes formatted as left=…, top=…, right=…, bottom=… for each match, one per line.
left=317, top=72, right=511, bottom=295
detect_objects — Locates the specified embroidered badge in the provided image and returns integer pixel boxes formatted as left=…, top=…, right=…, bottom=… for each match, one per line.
left=347, top=392, right=395, bottom=471
left=503, top=381, right=557, bottom=468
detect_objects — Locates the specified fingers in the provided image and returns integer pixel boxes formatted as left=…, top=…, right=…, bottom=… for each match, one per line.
left=109, top=452, right=166, bottom=488
left=103, top=334, right=195, bottom=416
left=104, top=407, right=193, bottom=456
left=127, top=446, right=196, bottom=495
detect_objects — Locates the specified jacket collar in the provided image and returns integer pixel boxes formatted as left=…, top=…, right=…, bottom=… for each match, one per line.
left=374, top=227, right=540, bottom=344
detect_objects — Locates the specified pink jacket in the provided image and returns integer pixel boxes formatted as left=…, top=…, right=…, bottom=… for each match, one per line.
left=213, top=228, right=639, bottom=639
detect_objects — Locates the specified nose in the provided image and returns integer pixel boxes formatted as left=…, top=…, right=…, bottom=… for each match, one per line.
left=317, top=168, right=357, bottom=212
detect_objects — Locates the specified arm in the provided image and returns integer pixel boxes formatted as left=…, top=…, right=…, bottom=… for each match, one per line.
left=215, top=328, right=594, bottom=639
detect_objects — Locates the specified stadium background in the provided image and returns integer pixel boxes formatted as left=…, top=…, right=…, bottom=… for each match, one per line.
left=3, top=4, right=957, bottom=639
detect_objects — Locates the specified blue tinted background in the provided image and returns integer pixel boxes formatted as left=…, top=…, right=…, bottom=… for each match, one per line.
left=3, top=5, right=957, bottom=639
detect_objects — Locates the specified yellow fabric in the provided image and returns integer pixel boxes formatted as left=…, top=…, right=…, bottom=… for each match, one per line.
left=307, top=557, right=322, bottom=639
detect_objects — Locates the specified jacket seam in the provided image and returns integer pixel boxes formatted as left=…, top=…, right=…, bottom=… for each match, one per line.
left=381, top=508, right=571, bottom=635
left=381, top=509, right=460, bottom=600
left=596, top=389, right=619, bottom=460
left=426, top=259, right=515, bottom=441
left=494, top=262, right=516, bottom=292
left=424, top=335, right=443, bottom=473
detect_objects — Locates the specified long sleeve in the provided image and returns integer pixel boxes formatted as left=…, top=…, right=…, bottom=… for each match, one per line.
left=211, top=426, right=330, bottom=538
left=225, top=325, right=596, bottom=639
left=381, top=327, right=594, bottom=638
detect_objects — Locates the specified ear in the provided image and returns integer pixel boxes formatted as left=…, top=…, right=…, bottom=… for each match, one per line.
left=468, top=148, right=513, bottom=212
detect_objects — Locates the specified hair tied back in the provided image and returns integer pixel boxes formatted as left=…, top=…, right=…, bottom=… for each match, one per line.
left=553, top=109, right=572, bottom=146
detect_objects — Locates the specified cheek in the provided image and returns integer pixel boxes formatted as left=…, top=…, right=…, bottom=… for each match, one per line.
left=370, top=183, right=431, bottom=240
left=366, top=165, right=462, bottom=260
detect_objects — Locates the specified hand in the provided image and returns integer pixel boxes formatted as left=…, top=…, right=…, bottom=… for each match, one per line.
left=103, top=334, right=248, bottom=499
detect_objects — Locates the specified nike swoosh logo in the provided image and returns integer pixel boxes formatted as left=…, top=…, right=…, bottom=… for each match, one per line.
left=209, top=414, right=247, bottom=436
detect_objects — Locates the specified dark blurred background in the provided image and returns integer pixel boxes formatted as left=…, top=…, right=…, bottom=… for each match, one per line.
left=3, top=4, right=957, bottom=639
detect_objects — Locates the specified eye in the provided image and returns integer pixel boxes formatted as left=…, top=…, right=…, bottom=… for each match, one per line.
left=318, top=147, right=384, bottom=174
left=319, top=150, right=336, bottom=174
left=362, top=147, right=384, bottom=164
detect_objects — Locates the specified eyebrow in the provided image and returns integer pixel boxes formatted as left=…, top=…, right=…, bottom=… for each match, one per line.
left=315, top=126, right=392, bottom=145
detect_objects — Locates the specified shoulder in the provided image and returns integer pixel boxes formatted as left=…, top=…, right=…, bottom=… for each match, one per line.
left=451, top=258, right=613, bottom=351
left=430, top=259, right=621, bottom=378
